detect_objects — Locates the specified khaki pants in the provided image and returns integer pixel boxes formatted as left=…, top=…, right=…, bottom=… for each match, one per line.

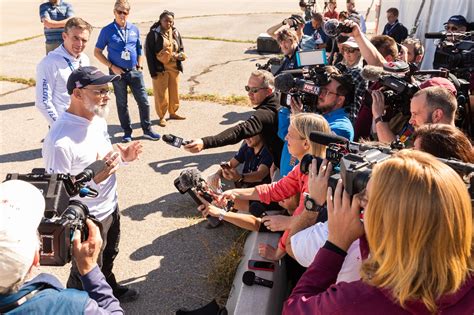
left=152, top=70, right=180, bottom=119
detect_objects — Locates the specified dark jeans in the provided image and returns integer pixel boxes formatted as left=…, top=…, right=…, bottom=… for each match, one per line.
left=67, top=207, right=121, bottom=290
left=112, top=69, right=151, bottom=134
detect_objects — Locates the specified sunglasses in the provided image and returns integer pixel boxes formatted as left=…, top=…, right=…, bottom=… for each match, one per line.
left=444, top=25, right=459, bottom=32
left=116, top=9, right=129, bottom=16
left=342, top=47, right=358, bottom=53
left=245, top=86, right=266, bottom=93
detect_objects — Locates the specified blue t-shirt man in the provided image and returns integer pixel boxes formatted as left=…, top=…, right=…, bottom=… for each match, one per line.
left=96, top=21, right=142, bottom=70
left=324, top=107, right=354, bottom=141
left=39, top=0, right=74, bottom=52
left=95, top=13, right=159, bottom=142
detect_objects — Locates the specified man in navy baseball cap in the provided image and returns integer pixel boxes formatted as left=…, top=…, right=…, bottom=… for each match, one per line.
left=444, top=15, right=469, bottom=32
left=67, top=66, right=120, bottom=95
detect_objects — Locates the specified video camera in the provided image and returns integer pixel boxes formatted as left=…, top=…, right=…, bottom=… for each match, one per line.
left=301, top=131, right=474, bottom=198
left=174, top=168, right=234, bottom=228
left=274, top=49, right=333, bottom=112
left=4, top=160, right=105, bottom=266
left=361, top=62, right=419, bottom=116
left=426, top=31, right=474, bottom=80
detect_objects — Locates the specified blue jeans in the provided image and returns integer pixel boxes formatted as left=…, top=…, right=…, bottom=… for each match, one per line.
left=112, top=69, right=151, bottom=134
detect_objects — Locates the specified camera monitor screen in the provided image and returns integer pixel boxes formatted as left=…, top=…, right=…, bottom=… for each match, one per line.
left=296, top=49, right=328, bottom=67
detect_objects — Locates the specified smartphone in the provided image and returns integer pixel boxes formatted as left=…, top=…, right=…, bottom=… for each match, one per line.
left=248, top=260, right=275, bottom=272
left=220, top=162, right=231, bottom=169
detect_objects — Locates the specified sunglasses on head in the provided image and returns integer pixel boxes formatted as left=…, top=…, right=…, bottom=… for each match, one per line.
left=245, top=86, right=266, bottom=93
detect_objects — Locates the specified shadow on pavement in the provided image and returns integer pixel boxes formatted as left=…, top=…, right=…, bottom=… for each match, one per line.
left=220, top=110, right=252, bottom=125
left=0, top=148, right=42, bottom=163
left=121, top=221, right=242, bottom=314
left=0, top=101, right=34, bottom=111
left=150, top=151, right=236, bottom=175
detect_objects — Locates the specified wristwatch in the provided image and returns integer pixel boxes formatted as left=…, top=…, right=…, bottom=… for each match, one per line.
left=374, top=115, right=384, bottom=125
left=304, top=193, right=325, bottom=212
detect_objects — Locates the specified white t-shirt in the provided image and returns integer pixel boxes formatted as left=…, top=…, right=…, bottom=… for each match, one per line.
left=291, top=221, right=362, bottom=283
left=35, top=45, right=90, bottom=125
left=42, top=112, right=117, bottom=221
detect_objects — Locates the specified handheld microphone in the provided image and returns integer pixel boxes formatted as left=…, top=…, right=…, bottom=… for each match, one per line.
left=74, top=160, right=106, bottom=183
left=360, top=65, right=386, bottom=82
left=242, top=271, right=273, bottom=288
left=162, top=134, right=191, bottom=148
left=310, top=131, right=349, bottom=146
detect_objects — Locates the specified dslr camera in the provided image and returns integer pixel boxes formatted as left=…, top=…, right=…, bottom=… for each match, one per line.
left=5, top=162, right=104, bottom=266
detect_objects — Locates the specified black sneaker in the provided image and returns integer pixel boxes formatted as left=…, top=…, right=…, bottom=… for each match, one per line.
left=113, top=285, right=139, bottom=303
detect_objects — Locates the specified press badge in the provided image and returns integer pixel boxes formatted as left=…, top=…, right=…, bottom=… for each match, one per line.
left=121, top=50, right=131, bottom=60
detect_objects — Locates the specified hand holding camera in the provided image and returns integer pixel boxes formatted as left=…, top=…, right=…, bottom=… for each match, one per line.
left=308, top=158, right=333, bottom=207
left=73, top=219, right=103, bottom=276
left=326, top=180, right=365, bottom=251
left=371, top=89, right=386, bottom=119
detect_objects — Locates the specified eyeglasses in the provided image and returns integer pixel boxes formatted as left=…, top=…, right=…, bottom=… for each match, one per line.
left=342, top=47, right=358, bottom=54
left=245, top=86, right=266, bottom=93
left=115, top=9, right=129, bottom=16
left=82, top=88, right=112, bottom=97
left=319, top=87, right=341, bottom=97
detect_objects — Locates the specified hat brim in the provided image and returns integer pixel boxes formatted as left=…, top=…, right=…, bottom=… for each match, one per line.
left=89, top=74, right=121, bottom=86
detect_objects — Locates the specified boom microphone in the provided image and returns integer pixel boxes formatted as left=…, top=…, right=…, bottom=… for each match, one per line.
left=310, top=131, right=349, bottom=146
left=74, top=160, right=106, bottom=183
left=360, top=65, right=386, bottom=82
left=242, top=271, right=273, bottom=288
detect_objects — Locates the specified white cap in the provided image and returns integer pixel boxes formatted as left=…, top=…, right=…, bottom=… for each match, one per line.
left=342, top=37, right=359, bottom=48
left=0, top=180, right=45, bottom=290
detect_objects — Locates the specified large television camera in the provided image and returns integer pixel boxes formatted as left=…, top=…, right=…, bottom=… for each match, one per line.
left=301, top=131, right=474, bottom=198
left=4, top=161, right=105, bottom=266
left=361, top=62, right=419, bottom=116
left=427, top=31, right=474, bottom=80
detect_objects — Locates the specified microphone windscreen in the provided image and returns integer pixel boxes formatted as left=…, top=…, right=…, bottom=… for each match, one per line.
left=361, top=65, right=385, bottom=82
left=242, top=271, right=255, bottom=286
left=424, top=32, right=445, bottom=39
left=323, top=19, right=339, bottom=37
left=274, top=73, right=295, bottom=93
left=249, top=202, right=267, bottom=217
left=162, top=134, right=175, bottom=143
left=310, top=131, right=348, bottom=146
left=178, top=168, right=202, bottom=190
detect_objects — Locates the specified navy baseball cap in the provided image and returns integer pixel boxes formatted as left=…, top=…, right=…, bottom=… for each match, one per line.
left=445, top=15, right=468, bottom=27
left=67, top=66, right=120, bottom=95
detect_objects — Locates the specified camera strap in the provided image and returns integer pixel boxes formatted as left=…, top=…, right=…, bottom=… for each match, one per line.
left=0, top=284, right=51, bottom=313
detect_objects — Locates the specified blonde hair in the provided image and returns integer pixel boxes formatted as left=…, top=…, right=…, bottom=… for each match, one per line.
left=290, top=113, right=330, bottom=157
left=114, top=0, right=130, bottom=11
left=361, top=150, right=473, bottom=312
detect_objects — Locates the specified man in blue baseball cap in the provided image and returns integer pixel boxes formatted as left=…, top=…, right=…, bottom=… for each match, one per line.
left=444, top=15, right=469, bottom=32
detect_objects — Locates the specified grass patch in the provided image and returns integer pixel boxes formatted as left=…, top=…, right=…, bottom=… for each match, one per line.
left=0, top=35, right=43, bottom=47
left=182, top=36, right=255, bottom=44
left=0, top=77, right=249, bottom=106
left=0, top=76, right=36, bottom=87
left=207, top=230, right=249, bottom=305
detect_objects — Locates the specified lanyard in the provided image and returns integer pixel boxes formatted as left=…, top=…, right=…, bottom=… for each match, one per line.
left=63, top=57, right=80, bottom=71
left=386, top=22, right=400, bottom=35
left=114, top=22, right=128, bottom=44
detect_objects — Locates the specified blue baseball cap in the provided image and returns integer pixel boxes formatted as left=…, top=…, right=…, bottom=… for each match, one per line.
left=445, top=15, right=468, bottom=27
left=67, top=66, right=120, bottom=95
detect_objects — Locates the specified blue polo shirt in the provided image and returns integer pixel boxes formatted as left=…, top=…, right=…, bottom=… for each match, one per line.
left=96, top=21, right=142, bottom=69
left=39, top=0, right=74, bottom=44
left=323, top=107, right=354, bottom=141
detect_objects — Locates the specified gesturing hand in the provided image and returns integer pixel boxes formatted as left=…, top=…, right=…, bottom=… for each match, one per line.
left=327, top=180, right=365, bottom=252
left=117, top=141, right=143, bottom=162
